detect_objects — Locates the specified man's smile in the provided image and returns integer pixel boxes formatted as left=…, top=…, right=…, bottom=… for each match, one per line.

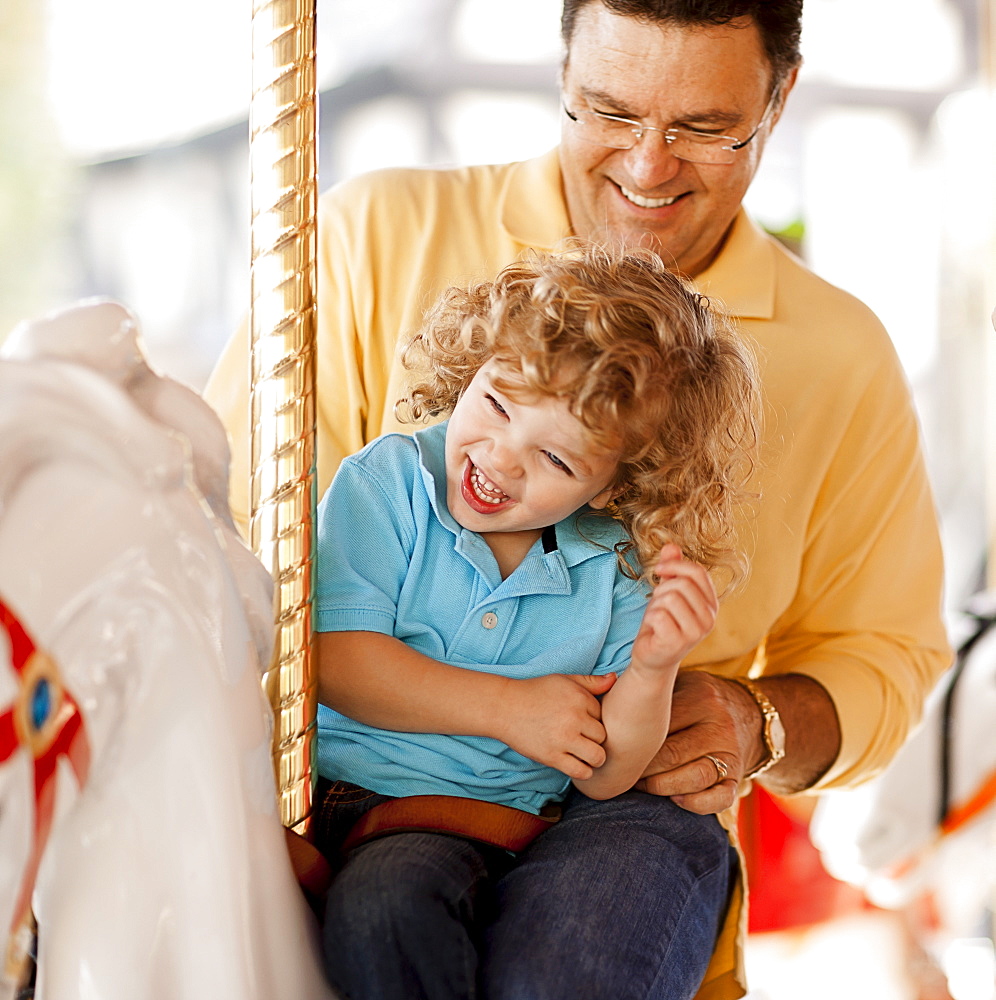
left=617, top=184, right=685, bottom=209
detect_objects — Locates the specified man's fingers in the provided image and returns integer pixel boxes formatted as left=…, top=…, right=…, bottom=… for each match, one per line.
left=636, top=672, right=767, bottom=814
left=638, top=753, right=730, bottom=795
left=635, top=771, right=739, bottom=813
left=669, top=780, right=739, bottom=815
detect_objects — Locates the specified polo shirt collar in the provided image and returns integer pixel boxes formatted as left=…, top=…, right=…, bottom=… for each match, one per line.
left=413, top=420, right=461, bottom=536
left=500, top=148, right=572, bottom=251
left=412, top=421, right=625, bottom=591
left=689, top=209, right=777, bottom=320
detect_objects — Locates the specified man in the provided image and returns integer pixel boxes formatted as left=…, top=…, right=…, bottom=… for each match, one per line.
left=206, top=3, right=951, bottom=997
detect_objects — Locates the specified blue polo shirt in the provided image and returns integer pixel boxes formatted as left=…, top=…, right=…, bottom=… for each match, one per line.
left=315, top=421, right=649, bottom=814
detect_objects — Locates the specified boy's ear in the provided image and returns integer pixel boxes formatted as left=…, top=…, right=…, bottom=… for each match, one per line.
left=589, top=485, right=621, bottom=510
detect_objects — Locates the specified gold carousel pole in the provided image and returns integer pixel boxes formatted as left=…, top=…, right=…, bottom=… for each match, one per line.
left=249, top=0, right=318, bottom=834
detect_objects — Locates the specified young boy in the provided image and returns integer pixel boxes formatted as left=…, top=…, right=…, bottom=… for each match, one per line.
left=313, top=245, right=759, bottom=999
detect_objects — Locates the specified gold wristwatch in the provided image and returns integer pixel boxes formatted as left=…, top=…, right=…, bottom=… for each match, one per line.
left=736, top=678, right=786, bottom=779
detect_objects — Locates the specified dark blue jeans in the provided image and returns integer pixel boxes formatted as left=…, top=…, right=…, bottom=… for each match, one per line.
left=318, top=784, right=737, bottom=1000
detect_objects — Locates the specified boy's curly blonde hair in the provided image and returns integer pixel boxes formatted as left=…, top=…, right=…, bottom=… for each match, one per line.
left=398, top=244, right=760, bottom=585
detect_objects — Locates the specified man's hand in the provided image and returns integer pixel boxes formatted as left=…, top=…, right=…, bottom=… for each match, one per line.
left=496, top=673, right=617, bottom=780
left=634, top=670, right=757, bottom=813
left=635, top=671, right=842, bottom=813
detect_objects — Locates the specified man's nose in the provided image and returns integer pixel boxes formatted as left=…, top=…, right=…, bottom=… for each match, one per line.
left=620, top=129, right=683, bottom=190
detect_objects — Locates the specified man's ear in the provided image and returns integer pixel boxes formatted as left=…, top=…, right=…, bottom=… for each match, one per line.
left=771, top=65, right=799, bottom=128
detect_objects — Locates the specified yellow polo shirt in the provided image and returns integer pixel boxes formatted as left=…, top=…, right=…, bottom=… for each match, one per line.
left=204, top=148, right=951, bottom=999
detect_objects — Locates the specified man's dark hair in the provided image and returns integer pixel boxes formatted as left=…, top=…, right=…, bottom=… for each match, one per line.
left=561, top=0, right=803, bottom=82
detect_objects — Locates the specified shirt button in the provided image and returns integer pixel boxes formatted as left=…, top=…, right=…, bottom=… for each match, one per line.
left=481, top=612, right=498, bottom=629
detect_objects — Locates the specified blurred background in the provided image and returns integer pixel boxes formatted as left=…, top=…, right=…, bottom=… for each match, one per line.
left=4, top=0, right=994, bottom=611
left=2, top=1, right=995, bottom=996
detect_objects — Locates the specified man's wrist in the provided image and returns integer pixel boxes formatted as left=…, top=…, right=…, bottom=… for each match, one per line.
left=733, top=677, right=786, bottom=779
left=733, top=674, right=841, bottom=794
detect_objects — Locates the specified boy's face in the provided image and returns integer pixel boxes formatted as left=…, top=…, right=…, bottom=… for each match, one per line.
left=444, top=360, right=620, bottom=540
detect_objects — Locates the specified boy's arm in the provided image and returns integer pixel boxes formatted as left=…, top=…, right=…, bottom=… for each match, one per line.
left=572, top=664, right=675, bottom=800
left=317, top=442, right=608, bottom=781
left=574, top=545, right=718, bottom=800
left=318, top=629, right=615, bottom=780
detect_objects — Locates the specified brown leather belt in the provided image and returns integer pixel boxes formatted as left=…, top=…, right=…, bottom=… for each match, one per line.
left=342, top=795, right=561, bottom=855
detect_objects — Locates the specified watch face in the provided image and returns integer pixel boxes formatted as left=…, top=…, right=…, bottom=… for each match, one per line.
left=769, top=713, right=786, bottom=757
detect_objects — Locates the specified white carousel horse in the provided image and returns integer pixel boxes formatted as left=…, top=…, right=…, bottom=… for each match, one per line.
left=0, top=301, right=335, bottom=1000
left=812, top=596, right=996, bottom=975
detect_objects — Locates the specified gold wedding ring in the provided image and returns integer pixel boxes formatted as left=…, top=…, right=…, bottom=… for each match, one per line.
left=703, top=754, right=729, bottom=784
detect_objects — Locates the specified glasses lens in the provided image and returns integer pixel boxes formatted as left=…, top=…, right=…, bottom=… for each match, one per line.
left=568, top=109, right=637, bottom=149
left=565, top=106, right=743, bottom=163
left=667, top=131, right=737, bottom=165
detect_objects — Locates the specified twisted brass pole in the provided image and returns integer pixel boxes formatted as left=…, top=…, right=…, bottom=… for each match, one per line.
left=249, top=0, right=317, bottom=834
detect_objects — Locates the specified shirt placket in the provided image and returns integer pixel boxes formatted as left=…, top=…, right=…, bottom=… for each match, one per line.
left=448, top=596, right=517, bottom=663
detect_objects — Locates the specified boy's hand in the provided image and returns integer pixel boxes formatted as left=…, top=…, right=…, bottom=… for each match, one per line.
left=632, top=544, right=718, bottom=675
left=495, top=673, right=616, bottom=780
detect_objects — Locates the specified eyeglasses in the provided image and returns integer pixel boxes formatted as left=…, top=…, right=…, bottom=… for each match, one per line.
left=562, top=89, right=779, bottom=165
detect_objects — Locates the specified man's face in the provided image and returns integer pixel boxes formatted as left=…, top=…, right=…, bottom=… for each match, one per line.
left=560, top=4, right=793, bottom=276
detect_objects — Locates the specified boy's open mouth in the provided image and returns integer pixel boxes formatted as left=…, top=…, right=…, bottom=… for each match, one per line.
left=463, top=460, right=512, bottom=510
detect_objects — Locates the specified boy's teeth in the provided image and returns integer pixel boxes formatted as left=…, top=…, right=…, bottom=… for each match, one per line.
left=471, top=467, right=509, bottom=505
left=620, top=186, right=679, bottom=208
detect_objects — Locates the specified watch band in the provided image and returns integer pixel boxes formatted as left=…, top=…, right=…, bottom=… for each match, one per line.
left=735, top=677, right=786, bottom=780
